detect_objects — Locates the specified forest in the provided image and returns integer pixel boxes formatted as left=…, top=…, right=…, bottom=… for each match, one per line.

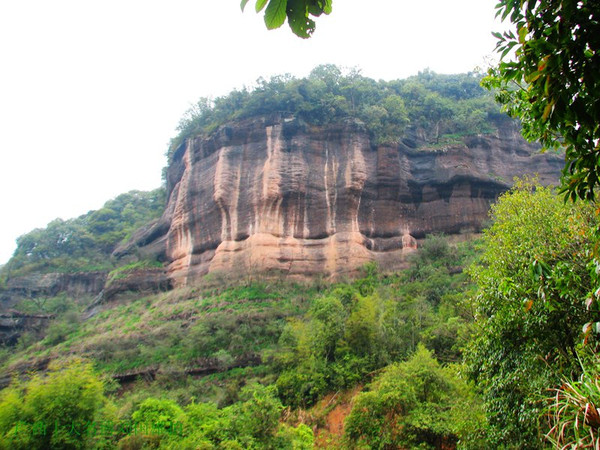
left=169, top=67, right=501, bottom=156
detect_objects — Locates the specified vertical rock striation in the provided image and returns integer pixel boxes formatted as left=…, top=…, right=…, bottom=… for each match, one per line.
left=119, top=114, right=563, bottom=283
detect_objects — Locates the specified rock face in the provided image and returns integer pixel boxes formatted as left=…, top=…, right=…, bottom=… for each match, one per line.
left=102, top=268, right=172, bottom=302
left=120, top=114, right=563, bottom=284
left=0, top=311, right=54, bottom=345
left=0, top=272, right=108, bottom=311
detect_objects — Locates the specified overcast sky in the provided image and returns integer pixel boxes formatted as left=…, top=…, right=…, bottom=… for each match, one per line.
left=0, top=0, right=507, bottom=265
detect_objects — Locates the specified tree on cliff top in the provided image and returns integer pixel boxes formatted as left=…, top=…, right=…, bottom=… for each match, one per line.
left=246, top=0, right=600, bottom=202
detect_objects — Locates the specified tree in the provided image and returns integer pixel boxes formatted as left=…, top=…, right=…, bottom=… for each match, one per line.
left=465, top=178, right=599, bottom=447
left=482, top=0, right=600, bottom=201
left=0, top=359, right=109, bottom=450
left=344, top=344, right=487, bottom=449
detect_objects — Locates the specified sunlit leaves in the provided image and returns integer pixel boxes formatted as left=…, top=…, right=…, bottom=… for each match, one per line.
left=264, top=0, right=287, bottom=29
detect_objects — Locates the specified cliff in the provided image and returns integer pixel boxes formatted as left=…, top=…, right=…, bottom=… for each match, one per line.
left=117, top=114, right=563, bottom=284
left=0, top=271, right=107, bottom=311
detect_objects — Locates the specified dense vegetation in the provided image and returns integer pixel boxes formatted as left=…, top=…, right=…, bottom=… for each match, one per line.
left=2, top=178, right=599, bottom=448
left=1, top=189, right=165, bottom=278
left=170, top=66, right=501, bottom=157
left=0, top=233, right=482, bottom=448
left=465, top=178, right=600, bottom=448
left=485, top=0, right=600, bottom=202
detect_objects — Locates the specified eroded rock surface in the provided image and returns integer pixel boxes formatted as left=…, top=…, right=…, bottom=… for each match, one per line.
left=0, top=272, right=108, bottom=311
left=120, top=114, right=563, bottom=284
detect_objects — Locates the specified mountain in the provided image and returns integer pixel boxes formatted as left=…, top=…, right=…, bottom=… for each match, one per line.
left=118, top=113, right=562, bottom=286
left=1, top=69, right=564, bottom=303
left=0, top=68, right=575, bottom=449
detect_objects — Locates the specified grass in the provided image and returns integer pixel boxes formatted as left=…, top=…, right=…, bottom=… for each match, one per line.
left=106, top=260, right=164, bottom=284
left=546, top=367, right=600, bottom=448
left=0, top=279, right=323, bottom=378
left=0, top=237, right=480, bottom=418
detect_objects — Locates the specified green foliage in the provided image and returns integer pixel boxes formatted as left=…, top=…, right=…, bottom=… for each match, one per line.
left=344, top=344, right=487, bottom=449
left=465, top=178, right=599, bottom=447
left=242, top=0, right=332, bottom=38
left=273, top=249, right=477, bottom=408
left=3, top=188, right=165, bottom=278
left=131, top=397, right=186, bottom=435
left=107, top=260, right=164, bottom=285
left=485, top=0, right=600, bottom=201
left=0, top=359, right=109, bottom=450
left=169, top=67, right=500, bottom=161
left=546, top=353, right=600, bottom=449
left=0, top=358, right=313, bottom=449
left=120, top=383, right=313, bottom=449
left=0, top=240, right=480, bottom=445
left=44, top=310, right=80, bottom=346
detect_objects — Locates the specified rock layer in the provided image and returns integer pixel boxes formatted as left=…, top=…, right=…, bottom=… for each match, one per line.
left=0, top=271, right=108, bottom=311
left=122, top=114, right=563, bottom=284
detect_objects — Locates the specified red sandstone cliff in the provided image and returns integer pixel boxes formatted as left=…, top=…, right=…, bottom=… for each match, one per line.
left=117, top=114, right=563, bottom=283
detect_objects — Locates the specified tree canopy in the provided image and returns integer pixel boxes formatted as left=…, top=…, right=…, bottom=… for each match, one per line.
left=2, top=188, right=165, bottom=278
left=465, top=178, right=599, bottom=447
left=169, top=67, right=500, bottom=160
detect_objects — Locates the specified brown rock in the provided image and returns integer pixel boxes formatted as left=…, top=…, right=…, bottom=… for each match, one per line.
left=1, top=271, right=107, bottom=311
left=103, top=268, right=172, bottom=301
left=0, top=310, right=54, bottom=345
left=123, top=114, right=563, bottom=284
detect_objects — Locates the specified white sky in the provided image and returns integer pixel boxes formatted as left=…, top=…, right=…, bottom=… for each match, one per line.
left=0, top=0, right=507, bottom=265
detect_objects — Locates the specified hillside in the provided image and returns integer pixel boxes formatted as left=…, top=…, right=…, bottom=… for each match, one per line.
left=1, top=67, right=595, bottom=450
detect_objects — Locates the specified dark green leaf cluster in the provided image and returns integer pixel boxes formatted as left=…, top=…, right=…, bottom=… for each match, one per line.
left=3, top=188, right=165, bottom=278
left=344, top=345, right=487, bottom=449
left=242, top=0, right=332, bottom=38
left=485, top=0, right=600, bottom=201
left=168, top=66, right=500, bottom=160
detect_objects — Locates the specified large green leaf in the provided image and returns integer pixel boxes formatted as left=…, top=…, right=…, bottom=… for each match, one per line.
left=264, top=0, right=287, bottom=29
left=255, top=0, right=269, bottom=13
left=287, top=0, right=315, bottom=38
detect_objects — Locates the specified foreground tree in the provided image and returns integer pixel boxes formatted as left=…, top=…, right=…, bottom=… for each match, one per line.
left=241, top=0, right=331, bottom=38
left=465, top=178, right=599, bottom=447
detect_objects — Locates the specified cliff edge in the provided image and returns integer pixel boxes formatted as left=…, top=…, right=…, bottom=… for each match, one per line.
left=116, top=114, right=563, bottom=283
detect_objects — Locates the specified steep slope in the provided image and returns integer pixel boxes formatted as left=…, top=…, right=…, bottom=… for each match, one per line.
left=118, top=114, right=562, bottom=284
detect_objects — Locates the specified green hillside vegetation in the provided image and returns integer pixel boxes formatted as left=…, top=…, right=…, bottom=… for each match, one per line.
left=169, top=66, right=501, bottom=157
left=0, top=62, right=598, bottom=447
left=1, top=178, right=599, bottom=448
left=2, top=188, right=165, bottom=278
left=0, top=233, right=482, bottom=448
